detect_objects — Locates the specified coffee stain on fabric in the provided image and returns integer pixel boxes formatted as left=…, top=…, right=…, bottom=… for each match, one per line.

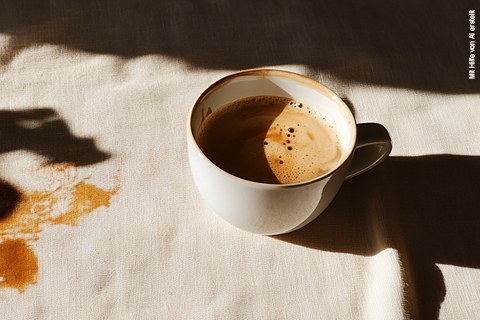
left=0, top=239, right=38, bottom=293
left=0, top=163, right=119, bottom=293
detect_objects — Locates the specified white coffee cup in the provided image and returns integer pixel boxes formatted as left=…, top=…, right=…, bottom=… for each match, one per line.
left=187, top=69, right=391, bottom=235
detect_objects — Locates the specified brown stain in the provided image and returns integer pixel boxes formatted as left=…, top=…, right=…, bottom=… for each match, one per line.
left=53, top=181, right=118, bottom=226
left=0, top=191, right=59, bottom=240
left=0, top=163, right=119, bottom=293
left=0, top=239, right=38, bottom=293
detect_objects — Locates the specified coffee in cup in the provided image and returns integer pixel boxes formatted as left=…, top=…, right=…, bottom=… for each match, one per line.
left=196, top=95, right=342, bottom=184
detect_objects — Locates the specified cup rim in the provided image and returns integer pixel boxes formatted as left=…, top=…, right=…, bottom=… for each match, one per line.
left=187, top=68, right=357, bottom=189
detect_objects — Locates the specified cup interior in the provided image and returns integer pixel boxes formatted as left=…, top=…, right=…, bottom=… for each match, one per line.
left=189, top=69, right=356, bottom=183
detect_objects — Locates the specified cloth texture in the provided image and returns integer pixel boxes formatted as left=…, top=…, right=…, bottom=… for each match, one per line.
left=0, top=0, right=479, bottom=319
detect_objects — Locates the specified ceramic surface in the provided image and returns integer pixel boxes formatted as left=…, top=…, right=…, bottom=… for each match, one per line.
left=187, top=69, right=391, bottom=235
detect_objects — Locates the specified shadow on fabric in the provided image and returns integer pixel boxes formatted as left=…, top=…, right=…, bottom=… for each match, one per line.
left=272, top=154, right=480, bottom=319
left=0, top=108, right=110, bottom=166
left=0, top=108, right=111, bottom=220
left=0, top=0, right=478, bottom=93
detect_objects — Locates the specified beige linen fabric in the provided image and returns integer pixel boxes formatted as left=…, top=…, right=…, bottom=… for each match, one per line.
left=1, top=1, right=479, bottom=319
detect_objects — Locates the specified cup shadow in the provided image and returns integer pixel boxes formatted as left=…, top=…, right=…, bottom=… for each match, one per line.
left=272, top=154, right=480, bottom=319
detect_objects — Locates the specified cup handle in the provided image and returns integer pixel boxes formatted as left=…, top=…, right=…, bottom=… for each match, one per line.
left=345, top=123, right=392, bottom=180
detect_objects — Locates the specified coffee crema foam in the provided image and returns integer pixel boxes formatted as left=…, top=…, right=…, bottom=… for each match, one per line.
left=196, top=96, right=342, bottom=184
